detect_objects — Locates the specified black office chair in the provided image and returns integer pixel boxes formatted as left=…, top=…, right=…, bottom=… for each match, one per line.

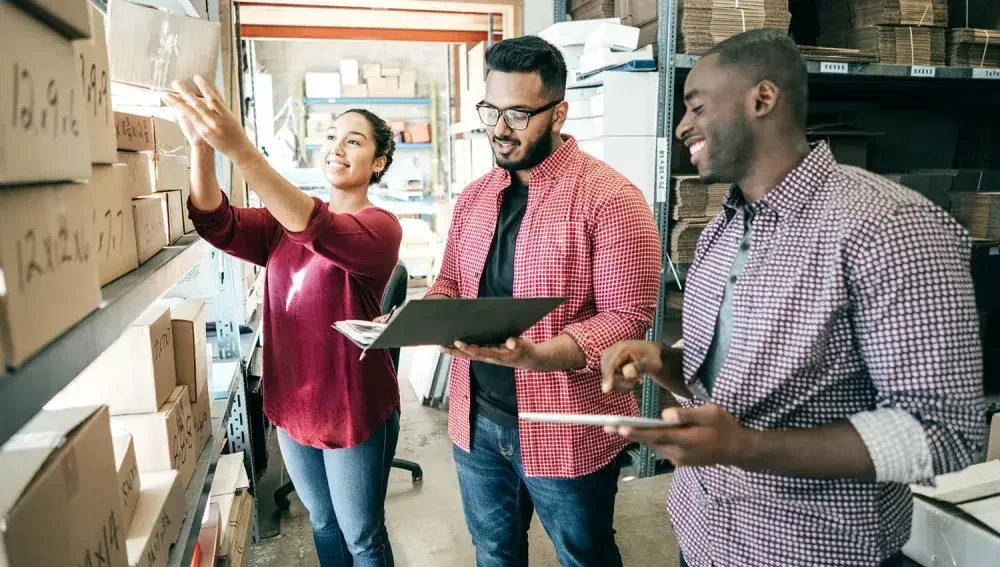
left=274, top=262, right=424, bottom=511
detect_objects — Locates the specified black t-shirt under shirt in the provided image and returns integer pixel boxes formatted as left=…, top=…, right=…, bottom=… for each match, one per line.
left=470, top=177, right=528, bottom=428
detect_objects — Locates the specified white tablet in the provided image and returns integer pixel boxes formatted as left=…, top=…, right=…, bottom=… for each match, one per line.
left=518, top=412, right=674, bottom=429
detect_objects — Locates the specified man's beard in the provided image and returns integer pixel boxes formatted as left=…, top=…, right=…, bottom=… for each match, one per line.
left=493, top=126, right=555, bottom=172
left=699, top=113, right=754, bottom=186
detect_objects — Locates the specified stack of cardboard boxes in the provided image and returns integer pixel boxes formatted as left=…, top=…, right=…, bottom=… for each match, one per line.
left=47, top=299, right=212, bottom=567
left=305, top=59, right=420, bottom=100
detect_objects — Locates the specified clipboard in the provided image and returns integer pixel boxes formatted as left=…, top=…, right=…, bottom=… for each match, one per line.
left=333, top=297, right=566, bottom=358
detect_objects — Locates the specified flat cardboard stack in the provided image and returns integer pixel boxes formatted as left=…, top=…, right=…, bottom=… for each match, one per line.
left=816, top=0, right=949, bottom=64
left=672, top=176, right=729, bottom=220
left=677, top=0, right=792, bottom=55
left=209, top=453, right=252, bottom=560
left=569, top=0, right=617, bottom=20
left=950, top=192, right=1000, bottom=241
left=670, top=218, right=711, bottom=263
left=0, top=406, right=129, bottom=566
left=947, top=28, right=1000, bottom=68
left=798, top=45, right=880, bottom=62
left=0, top=0, right=103, bottom=370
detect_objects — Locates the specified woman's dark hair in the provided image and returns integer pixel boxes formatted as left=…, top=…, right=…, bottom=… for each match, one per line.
left=342, top=108, right=395, bottom=185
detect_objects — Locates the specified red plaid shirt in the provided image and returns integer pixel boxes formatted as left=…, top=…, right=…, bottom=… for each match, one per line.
left=429, top=136, right=662, bottom=478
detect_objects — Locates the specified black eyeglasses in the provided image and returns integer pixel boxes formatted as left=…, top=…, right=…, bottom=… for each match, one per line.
left=476, top=100, right=562, bottom=131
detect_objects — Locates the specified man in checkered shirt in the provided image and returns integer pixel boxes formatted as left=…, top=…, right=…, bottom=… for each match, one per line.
left=602, top=29, right=986, bottom=567
left=423, top=36, right=662, bottom=566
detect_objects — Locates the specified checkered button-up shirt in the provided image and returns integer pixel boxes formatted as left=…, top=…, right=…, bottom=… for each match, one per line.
left=429, top=136, right=662, bottom=478
left=671, top=143, right=986, bottom=566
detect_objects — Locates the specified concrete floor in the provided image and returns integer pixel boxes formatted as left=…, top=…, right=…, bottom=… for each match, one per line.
left=249, top=348, right=680, bottom=567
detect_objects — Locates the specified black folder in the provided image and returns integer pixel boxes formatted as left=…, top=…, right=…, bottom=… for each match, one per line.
left=335, top=297, right=567, bottom=353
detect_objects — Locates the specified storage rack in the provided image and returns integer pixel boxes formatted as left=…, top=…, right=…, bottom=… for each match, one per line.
left=554, top=1, right=1000, bottom=478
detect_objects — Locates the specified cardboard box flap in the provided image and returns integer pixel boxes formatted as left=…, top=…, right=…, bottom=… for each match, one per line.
left=210, top=452, right=249, bottom=497
left=0, top=405, right=102, bottom=522
left=958, top=495, right=1000, bottom=534
left=167, top=299, right=205, bottom=322
left=911, top=460, right=1000, bottom=503
left=108, top=0, right=221, bottom=92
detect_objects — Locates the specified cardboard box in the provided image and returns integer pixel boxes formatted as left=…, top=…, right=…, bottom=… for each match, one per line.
left=181, top=181, right=193, bottom=234
left=198, top=503, right=222, bottom=564
left=904, top=461, right=1000, bottom=566
left=616, top=0, right=658, bottom=27
left=362, top=63, right=382, bottom=79
left=49, top=303, right=178, bottom=415
left=0, top=5, right=92, bottom=184
left=381, top=60, right=402, bottom=76
left=133, top=195, right=169, bottom=264
left=397, top=80, right=417, bottom=97
left=107, top=0, right=220, bottom=92
left=152, top=117, right=187, bottom=157
left=579, top=136, right=655, bottom=205
left=116, top=112, right=155, bottom=152
left=305, top=72, right=341, bottom=99
left=73, top=2, right=116, bottom=164
left=584, top=23, right=641, bottom=53
left=112, top=386, right=197, bottom=489
left=126, top=471, right=184, bottom=567
left=10, top=0, right=92, bottom=39
left=399, top=69, right=417, bottom=84
left=342, top=84, right=369, bottom=98
left=341, top=59, right=360, bottom=86
left=210, top=453, right=250, bottom=557
left=192, top=382, right=212, bottom=450
left=155, top=153, right=189, bottom=193
left=307, top=113, right=333, bottom=137
left=119, top=150, right=156, bottom=198
left=163, top=190, right=184, bottom=244
left=91, top=164, right=140, bottom=285
left=408, top=123, right=431, bottom=144
left=163, top=299, right=208, bottom=403
left=113, top=435, right=142, bottom=530
left=227, top=490, right=254, bottom=564
left=0, top=183, right=101, bottom=368
left=0, top=406, right=129, bottom=566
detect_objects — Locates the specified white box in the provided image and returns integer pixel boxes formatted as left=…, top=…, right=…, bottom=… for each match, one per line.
left=73, top=2, right=117, bottom=164
left=560, top=45, right=586, bottom=69
left=341, top=59, right=360, bottom=86
left=584, top=24, right=641, bottom=53
left=566, top=72, right=658, bottom=136
left=579, top=136, right=656, bottom=205
left=0, top=4, right=92, bottom=184
left=538, top=18, right=620, bottom=47
left=305, top=72, right=341, bottom=99
left=904, top=495, right=1000, bottom=566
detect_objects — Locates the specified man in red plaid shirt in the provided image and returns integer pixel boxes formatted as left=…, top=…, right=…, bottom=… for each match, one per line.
left=424, top=36, right=661, bottom=566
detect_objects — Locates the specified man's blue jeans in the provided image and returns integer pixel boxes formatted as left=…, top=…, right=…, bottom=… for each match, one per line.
left=277, top=410, right=399, bottom=567
left=453, top=413, right=624, bottom=567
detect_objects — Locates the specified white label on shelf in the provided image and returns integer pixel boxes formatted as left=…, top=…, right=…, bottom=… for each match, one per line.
left=820, top=61, right=849, bottom=74
left=972, top=68, right=1000, bottom=79
left=655, top=137, right=669, bottom=203
left=911, top=65, right=936, bottom=78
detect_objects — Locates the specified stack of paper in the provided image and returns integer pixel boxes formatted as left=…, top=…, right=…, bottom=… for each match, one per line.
left=569, top=0, right=617, bottom=20
left=672, top=176, right=730, bottom=220
left=678, top=0, right=792, bottom=55
left=670, top=218, right=712, bottom=263
left=947, top=28, right=1000, bottom=68
left=843, top=26, right=946, bottom=64
left=333, top=320, right=387, bottom=350
left=950, top=192, right=1000, bottom=242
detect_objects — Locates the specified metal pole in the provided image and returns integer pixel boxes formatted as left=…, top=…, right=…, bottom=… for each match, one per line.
left=488, top=13, right=496, bottom=48
left=554, top=0, right=567, bottom=23
left=445, top=45, right=455, bottom=200
left=638, top=0, right=681, bottom=479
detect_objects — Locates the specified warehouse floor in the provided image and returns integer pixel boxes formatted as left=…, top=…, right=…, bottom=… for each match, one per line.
left=248, top=348, right=681, bottom=566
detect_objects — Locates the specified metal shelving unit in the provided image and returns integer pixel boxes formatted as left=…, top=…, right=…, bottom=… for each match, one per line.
left=0, top=236, right=207, bottom=446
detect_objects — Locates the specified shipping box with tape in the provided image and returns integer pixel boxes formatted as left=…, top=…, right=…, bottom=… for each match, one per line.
left=91, top=164, right=140, bottom=285
left=111, top=386, right=198, bottom=490
left=0, top=183, right=101, bottom=368
left=133, top=195, right=169, bottom=263
left=116, top=112, right=155, bottom=152
left=108, top=0, right=220, bottom=93
left=126, top=470, right=185, bottom=567
left=113, top=434, right=142, bottom=530
left=73, top=2, right=116, bottom=164
left=0, top=405, right=128, bottom=566
left=119, top=150, right=156, bottom=198
left=48, top=303, right=177, bottom=415
left=0, top=4, right=91, bottom=184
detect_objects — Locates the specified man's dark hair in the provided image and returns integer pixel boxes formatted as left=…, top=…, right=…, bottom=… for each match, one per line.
left=485, top=36, right=567, bottom=101
left=343, top=108, right=395, bottom=184
left=706, top=29, right=808, bottom=129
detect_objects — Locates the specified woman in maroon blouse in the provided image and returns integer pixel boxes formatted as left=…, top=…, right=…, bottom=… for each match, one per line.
left=164, top=77, right=402, bottom=566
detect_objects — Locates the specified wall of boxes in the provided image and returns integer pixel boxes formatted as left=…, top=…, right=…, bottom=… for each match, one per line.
left=0, top=1, right=253, bottom=566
